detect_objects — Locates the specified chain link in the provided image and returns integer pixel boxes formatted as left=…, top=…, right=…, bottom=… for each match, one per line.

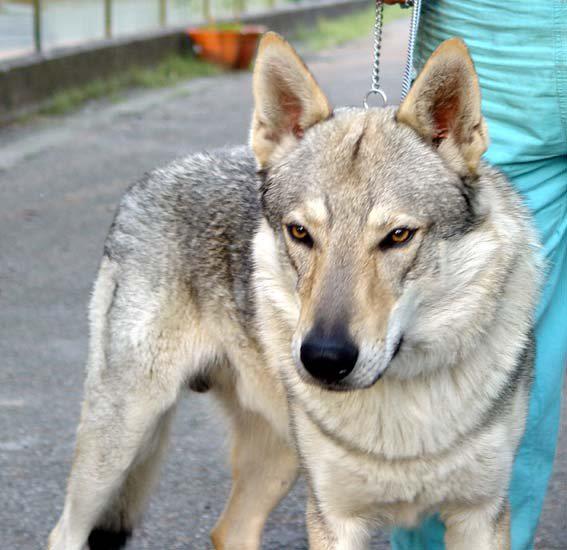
left=400, top=0, right=422, bottom=100
left=370, top=0, right=385, bottom=95
left=364, top=0, right=423, bottom=108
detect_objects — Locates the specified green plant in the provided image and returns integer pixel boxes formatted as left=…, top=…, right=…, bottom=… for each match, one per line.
left=40, top=53, right=220, bottom=117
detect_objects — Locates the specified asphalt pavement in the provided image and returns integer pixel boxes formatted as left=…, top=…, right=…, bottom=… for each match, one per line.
left=0, top=19, right=565, bottom=549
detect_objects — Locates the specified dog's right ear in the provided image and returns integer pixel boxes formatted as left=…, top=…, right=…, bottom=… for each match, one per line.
left=251, top=32, right=332, bottom=169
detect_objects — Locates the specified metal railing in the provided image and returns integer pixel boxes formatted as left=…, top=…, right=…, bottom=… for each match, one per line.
left=33, top=0, right=42, bottom=52
left=25, top=0, right=289, bottom=54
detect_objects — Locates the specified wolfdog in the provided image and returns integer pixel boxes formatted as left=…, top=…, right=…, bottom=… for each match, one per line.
left=49, top=33, right=540, bottom=549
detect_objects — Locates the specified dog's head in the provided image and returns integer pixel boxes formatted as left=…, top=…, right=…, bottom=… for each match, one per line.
left=252, top=33, right=497, bottom=390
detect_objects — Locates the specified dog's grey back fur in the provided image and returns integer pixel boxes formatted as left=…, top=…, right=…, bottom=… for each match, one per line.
left=105, top=147, right=260, bottom=330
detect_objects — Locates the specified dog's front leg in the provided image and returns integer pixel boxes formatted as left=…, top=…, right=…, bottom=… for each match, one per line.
left=442, top=499, right=511, bottom=550
left=210, top=385, right=298, bottom=550
left=306, top=491, right=371, bottom=550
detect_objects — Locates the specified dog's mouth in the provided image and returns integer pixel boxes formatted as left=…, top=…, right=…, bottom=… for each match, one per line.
left=296, top=370, right=360, bottom=392
left=392, top=336, right=404, bottom=361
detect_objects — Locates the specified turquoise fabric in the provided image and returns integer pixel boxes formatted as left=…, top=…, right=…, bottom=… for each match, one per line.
left=391, top=0, right=567, bottom=548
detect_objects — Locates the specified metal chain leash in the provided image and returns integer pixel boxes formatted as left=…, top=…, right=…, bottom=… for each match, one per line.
left=364, top=0, right=387, bottom=108
left=400, top=0, right=422, bottom=100
left=364, top=0, right=422, bottom=108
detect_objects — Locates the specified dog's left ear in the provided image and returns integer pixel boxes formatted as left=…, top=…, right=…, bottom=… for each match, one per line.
left=251, top=32, right=332, bottom=169
left=397, top=38, right=488, bottom=176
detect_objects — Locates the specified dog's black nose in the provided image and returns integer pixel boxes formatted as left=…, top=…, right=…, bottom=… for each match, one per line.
left=300, top=332, right=359, bottom=384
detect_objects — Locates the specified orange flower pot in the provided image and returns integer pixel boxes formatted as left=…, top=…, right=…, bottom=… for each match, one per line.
left=188, top=25, right=266, bottom=70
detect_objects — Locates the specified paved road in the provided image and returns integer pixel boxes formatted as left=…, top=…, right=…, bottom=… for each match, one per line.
left=0, top=19, right=565, bottom=549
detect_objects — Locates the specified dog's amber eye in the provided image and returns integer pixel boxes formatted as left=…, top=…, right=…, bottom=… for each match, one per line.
left=380, top=227, right=416, bottom=249
left=290, top=225, right=307, bottom=239
left=391, top=228, right=411, bottom=243
left=287, top=224, right=313, bottom=246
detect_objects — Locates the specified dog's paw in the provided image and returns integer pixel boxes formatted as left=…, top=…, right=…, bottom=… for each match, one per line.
left=87, top=528, right=132, bottom=550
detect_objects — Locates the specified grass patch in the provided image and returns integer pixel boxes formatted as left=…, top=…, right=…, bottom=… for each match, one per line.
left=39, top=53, right=221, bottom=116
left=294, top=5, right=409, bottom=51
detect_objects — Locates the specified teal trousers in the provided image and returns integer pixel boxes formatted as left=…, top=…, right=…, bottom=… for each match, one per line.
left=391, top=0, right=567, bottom=548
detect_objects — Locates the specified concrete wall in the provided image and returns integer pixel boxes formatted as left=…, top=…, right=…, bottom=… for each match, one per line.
left=0, top=0, right=368, bottom=124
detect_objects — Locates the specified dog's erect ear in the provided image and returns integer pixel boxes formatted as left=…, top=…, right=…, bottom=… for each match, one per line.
left=251, top=32, right=332, bottom=168
left=397, top=38, right=488, bottom=176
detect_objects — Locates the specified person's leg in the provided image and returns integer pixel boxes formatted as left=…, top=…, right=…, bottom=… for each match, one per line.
left=505, top=157, right=567, bottom=549
left=391, top=514, right=445, bottom=549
